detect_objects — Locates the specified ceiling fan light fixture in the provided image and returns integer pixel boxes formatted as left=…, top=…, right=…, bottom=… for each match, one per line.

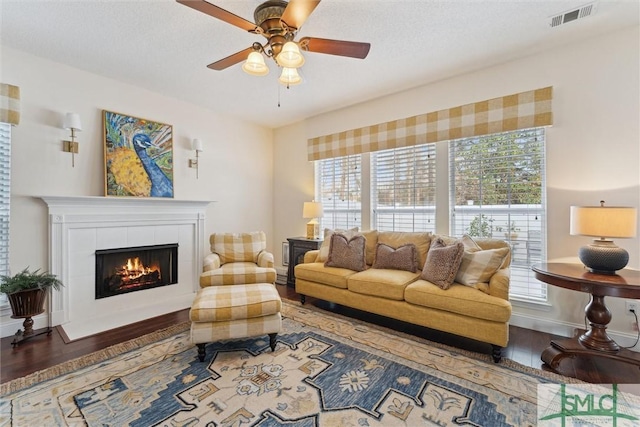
left=278, top=67, right=302, bottom=86
left=276, top=41, right=305, bottom=68
left=242, top=51, right=269, bottom=76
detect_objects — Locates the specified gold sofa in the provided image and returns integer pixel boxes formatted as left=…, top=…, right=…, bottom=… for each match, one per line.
left=294, top=231, right=512, bottom=362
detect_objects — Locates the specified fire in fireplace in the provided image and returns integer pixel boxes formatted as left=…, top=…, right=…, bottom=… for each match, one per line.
left=95, top=243, right=178, bottom=299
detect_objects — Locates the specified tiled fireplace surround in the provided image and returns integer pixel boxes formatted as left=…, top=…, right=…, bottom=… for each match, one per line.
left=37, top=196, right=210, bottom=340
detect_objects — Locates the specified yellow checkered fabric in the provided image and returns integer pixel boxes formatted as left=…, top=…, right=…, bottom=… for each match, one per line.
left=0, top=83, right=20, bottom=125
left=307, top=87, right=552, bottom=161
left=190, top=313, right=282, bottom=344
left=190, top=283, right=282, bottom=323
left=200, top=262, right=276, bottom=287
left=210, top=231, right=266, bottom=264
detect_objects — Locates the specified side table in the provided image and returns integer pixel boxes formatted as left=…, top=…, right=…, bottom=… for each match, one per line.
left=287, top=237, right=323, bottom=287
left=532, top=262, right=640, bottom=373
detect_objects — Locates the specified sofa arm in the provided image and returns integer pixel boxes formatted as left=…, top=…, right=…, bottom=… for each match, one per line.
left=488, top=267, right=511, bottom=301
left=303, top=250, right=319, bottom=263
left=203, top=253, right=221, bottom=272
left=257, top=250, right=275, bottom=268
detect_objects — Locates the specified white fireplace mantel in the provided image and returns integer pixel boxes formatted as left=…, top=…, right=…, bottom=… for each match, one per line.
left=39, top=196, right=212, bottom=340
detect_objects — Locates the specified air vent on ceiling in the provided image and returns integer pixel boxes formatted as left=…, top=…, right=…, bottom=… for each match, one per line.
left=549, top=2, right=597, bottom=28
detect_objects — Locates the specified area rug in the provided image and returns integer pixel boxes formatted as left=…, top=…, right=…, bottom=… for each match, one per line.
left=2, top=301, right=580, bottom=426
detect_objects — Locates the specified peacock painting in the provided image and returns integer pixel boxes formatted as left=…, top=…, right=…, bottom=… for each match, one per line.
left=104, top=111, right=174, bottom=198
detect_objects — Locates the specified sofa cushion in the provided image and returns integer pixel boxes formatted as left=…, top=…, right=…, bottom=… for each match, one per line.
left=420, top=238, right=465, bottom=289
left=317, top=228, right=359, bottom=262
left=372, top=243, right=419, bottom=272
left=455, top=246, right=510, bottom=286
left=405, top=280, right=511, bottom=322
left=347, top=269, right=420, bottom=300
left=210, top=231, right=266, bottom=264
left=377, top=231, right=432, bottom=269
left=325, top=233, right=367, bottom=271
left=360, top=230, right=379, bottom=266
left=295, top=262, right=354, bottom=289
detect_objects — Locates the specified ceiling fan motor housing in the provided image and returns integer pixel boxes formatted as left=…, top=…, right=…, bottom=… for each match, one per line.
left=254, top=0, right=291, bottom=58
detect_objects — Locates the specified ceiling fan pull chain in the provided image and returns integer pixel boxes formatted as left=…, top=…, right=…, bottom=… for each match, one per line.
left=278, top=84, right=281, bottom=108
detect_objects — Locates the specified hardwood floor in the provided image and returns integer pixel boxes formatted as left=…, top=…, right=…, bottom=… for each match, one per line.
left=2, top=284, right=639, bottom=384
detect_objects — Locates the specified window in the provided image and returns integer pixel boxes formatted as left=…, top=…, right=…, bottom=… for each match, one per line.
left=314, top=127, right=547, bottom=302
left=317, top=154, right=362, bottom=230
left=0, top=123, right=10, bottom=306
left=449, top=128, right=547, bottom=300
left=372, top=144, right=436, bottom=232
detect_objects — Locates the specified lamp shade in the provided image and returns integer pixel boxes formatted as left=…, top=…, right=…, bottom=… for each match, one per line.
left=63, top=113, right=82, bottom=131
left=570, top=205, right=637, bottom=238
left=303, top=201, right=323, bottom=219
left=0, top=83, right=20, bottom=125
left=278, top=67, right=302, bottom=86
left=276, top=41, right=305, bottom=68
left=242, top=51, right=269, bottom=76
left=192, top=138, right=204, bottom=152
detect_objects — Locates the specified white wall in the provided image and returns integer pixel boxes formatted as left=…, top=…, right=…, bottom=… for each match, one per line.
left=273, top=26, right=640, bottom=340
left=2, top=47, right=274, bottom=330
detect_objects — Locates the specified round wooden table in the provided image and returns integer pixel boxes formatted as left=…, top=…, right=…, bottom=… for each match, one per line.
left=532, top=262, right=640, bottom=372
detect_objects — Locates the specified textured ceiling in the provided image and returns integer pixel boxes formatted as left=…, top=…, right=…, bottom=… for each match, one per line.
left=1, top=0, right=638, bottom=128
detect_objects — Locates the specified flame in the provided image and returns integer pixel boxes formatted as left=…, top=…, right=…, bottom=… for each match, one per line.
left=118, top=257, right=160, bottom=283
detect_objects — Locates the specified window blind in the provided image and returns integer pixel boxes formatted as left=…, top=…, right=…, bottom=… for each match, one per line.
left=372, top=144, right=436, bottom=232
left=449, top=127, right=547, bottom=301
left=0, top=123, right=10, bottom=282
left=316, top=155, right=362, bottom=230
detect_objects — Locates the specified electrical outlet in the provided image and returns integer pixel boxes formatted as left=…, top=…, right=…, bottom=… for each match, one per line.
left=627, top=301, right=638, bottom=315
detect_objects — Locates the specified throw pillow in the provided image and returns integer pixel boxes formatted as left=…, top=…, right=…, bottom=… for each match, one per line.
left=317, top=227, right=359, bottom=262
left=371, top=243, right=419, bottom=273
left=455, top=246, right=510, bottom=286
left=420, top=238, right=465, bottom=289
left=460, top=234, right=482, bottom=251
left=324, top=233, right=367, bottom=271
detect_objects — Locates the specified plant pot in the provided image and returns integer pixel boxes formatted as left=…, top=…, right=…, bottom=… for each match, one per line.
left=504, top=233, right=519, bottom=240
left=7, top=288, right=46, bottom=319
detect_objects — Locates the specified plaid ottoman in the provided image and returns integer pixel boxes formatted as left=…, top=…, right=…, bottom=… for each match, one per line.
left=189, top=283, right=282, bottom=362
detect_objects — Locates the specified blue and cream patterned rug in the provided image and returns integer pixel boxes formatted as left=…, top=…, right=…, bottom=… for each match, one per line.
left=2, top=301, right=578, bottom=426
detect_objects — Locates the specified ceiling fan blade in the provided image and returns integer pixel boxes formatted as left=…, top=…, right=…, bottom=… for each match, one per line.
left=207, top=46, right=255, bottom=70
left=176, top=0, right=259, bottom=33
left=299, top=37, right=370, bottom=59
left=281, top=0, right=321, bottom=30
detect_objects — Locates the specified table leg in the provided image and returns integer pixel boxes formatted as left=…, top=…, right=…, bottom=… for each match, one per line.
left=578, top=294, right=619, bottom=352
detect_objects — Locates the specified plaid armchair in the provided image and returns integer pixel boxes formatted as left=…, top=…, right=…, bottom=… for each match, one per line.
left=199, top=231, right=276, bottom=287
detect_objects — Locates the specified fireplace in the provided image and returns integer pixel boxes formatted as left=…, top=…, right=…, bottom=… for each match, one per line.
left=95, top=244, right=178, bottom=299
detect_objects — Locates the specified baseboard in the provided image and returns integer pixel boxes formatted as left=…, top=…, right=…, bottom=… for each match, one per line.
left=0, top=313, right=49, bottom=338
left=511, top=312, right=640, bottom=352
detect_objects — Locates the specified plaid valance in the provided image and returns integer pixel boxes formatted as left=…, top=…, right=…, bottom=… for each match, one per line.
left=0, top=83, right=20, bottom=126
left=307, top=86, right=553, bottom=161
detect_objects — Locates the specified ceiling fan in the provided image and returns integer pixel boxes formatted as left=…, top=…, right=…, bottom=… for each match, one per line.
left=176, top=0, right=371, bottom=85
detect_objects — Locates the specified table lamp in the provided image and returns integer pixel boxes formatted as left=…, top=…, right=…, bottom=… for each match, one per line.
left=303, top=201, right=323, bottom=239
left=570, top=201, right=637, bottom=274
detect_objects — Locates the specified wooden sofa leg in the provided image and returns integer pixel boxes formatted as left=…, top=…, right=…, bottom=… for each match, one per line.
left=269, top=333, right=277, bottom=351
left=300, top=295, right=306, bottom=305
left=492, top=345, right=502, bottom=363
left=197, top=343, right=206, bottom=362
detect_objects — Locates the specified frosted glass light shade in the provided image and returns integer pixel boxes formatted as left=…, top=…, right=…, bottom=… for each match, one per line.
left=63, top=113, right=82, bottom=131
left=278, top=67, right=302, bottom=86
left=276, top=42, right=305, bottom=68
left=570, top=206, right=637, bottom=238
left=242, top=52, right=269, bottom=76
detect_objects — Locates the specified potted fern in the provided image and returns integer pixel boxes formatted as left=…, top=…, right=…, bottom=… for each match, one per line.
left=0, top=268, right=63, bottom=339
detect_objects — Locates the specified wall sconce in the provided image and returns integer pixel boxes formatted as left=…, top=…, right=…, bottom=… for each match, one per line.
left=62, top=113, right=82, bottom=167
left=189, top=138, right=204, bottom=178
left=303, top=201, right=324, bottom=239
